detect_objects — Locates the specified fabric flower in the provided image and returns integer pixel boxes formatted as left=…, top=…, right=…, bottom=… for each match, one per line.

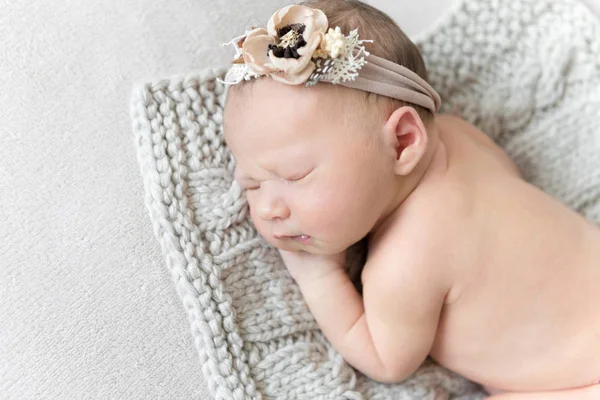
left=240, top=5, right=328, bottom=85
left=241, top=28, right=278, bottom=74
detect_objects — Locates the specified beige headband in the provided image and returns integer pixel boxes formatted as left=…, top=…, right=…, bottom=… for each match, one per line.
left=222, top=5, right=442, bottom=114
left=325, top=54, right=441, bottom=114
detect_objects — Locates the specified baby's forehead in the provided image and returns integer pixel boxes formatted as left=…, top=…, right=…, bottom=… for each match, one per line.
left=224, top=80, right=380, bottom=153
left=228, top=78, right=368, bottom=115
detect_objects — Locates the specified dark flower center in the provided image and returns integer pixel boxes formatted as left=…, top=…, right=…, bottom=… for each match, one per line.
left=277, top=23, right=305, bottom=37
left=268, top=24, right=307, bottom=59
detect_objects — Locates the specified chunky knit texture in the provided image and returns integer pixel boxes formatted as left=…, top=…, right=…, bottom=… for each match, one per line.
left=130, top=0, right=600, bottom=398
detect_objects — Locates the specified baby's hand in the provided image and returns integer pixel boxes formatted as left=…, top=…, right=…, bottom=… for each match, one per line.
left=278, top=249, right=346, bottom=283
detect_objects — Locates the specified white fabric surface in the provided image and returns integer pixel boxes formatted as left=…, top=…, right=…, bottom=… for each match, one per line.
left=0, top=0, right=458, bottom=398
left=3, top=0, right=598, bottom=398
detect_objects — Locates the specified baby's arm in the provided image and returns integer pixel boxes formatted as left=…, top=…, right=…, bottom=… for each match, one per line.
left=282, top=245, right=449, bottom=383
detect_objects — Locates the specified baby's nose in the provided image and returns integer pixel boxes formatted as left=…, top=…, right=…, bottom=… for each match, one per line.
left=256, top=194, right=290, bottom=221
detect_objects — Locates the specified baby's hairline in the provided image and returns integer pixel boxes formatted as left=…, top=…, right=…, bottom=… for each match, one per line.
left=225, top=79, right=433, bottom=130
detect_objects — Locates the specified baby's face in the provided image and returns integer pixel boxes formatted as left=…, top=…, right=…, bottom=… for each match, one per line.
left=224, top=79, right=398, bottom=255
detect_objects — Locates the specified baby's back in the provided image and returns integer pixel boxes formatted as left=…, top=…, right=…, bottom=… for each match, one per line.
left=425, top=115, right=600, bottom=392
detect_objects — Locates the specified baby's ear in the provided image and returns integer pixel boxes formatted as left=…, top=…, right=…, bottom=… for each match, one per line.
left=383, top=106, right=429, bottom=176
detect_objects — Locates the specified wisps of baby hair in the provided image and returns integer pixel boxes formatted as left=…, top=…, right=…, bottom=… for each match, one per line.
left=220, top=1, right=441, bottom=115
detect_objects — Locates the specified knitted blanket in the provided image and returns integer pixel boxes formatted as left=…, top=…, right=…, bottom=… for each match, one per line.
left=130, top=0, right=600, bottom=398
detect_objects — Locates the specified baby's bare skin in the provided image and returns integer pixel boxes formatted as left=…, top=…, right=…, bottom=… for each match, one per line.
left=225, top=79, right=600, bottom=398
left=365, top=114, right=600, bottom=394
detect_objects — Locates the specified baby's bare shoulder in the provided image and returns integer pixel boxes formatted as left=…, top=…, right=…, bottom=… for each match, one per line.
left=364, top=186, right=463, bottom=296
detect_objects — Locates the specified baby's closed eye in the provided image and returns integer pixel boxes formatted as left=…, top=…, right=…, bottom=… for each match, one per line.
left=235, top=175, right=260, bottom=190
left=282, top=168, right=314, bottom=183
left=241, top=179, right=260, bottom=190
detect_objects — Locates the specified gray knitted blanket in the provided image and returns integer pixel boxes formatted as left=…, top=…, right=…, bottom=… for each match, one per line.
left=130, top=0, right=600, bottom=398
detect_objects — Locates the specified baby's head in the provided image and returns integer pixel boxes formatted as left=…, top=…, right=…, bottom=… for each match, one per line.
left=224, top=0, right=438, bottom=255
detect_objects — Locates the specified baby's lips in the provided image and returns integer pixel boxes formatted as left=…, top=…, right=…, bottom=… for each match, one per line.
left=290, top=235, right=312, bottom=243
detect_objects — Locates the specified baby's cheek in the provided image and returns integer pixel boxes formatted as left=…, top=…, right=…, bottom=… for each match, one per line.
left=302, top=185, right=352, bottom=225
left=246, top=199, right=263, bottom=228
left=247, top=201, right=259, bottom=222
left=249, top=207, right=270, bottom=239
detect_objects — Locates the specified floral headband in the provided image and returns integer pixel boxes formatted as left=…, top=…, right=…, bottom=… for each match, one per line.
left=221, top=5, right=441, bottom=114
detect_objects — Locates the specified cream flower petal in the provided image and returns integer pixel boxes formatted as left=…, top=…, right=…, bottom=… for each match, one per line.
left=268, top=50, right=311, bottom=75
left=245, top=27, right=269, bottom=41
left=312, top=8, right=328, bottom=32
left=243, top=34, right=278, bottom=74
left=270, top=61, right=316, bottom=85
left=297, top=31, right=324, bottom=57
left=267, top=5, right=314, bottom=37
left=300, top=8, right=328, bottom=39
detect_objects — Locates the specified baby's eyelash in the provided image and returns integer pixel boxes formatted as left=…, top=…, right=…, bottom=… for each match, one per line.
left=283, top=169, right=313, bottom=183
left=236, top=178, right=260, bottom=190
left=244, top=181, right=260, bottom=190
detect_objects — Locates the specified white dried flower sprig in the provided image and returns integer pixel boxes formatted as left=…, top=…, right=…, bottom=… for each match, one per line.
left=324, top=27, right=346, bottom=58
left=306, top=29, right=372, bottom=86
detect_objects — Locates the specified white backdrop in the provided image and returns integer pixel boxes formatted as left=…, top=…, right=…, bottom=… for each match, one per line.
left=1, top=0, right=597, bottom=398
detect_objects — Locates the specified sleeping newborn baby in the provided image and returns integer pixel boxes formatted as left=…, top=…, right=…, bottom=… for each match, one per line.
left=222, top=0, right=600, bottom=398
